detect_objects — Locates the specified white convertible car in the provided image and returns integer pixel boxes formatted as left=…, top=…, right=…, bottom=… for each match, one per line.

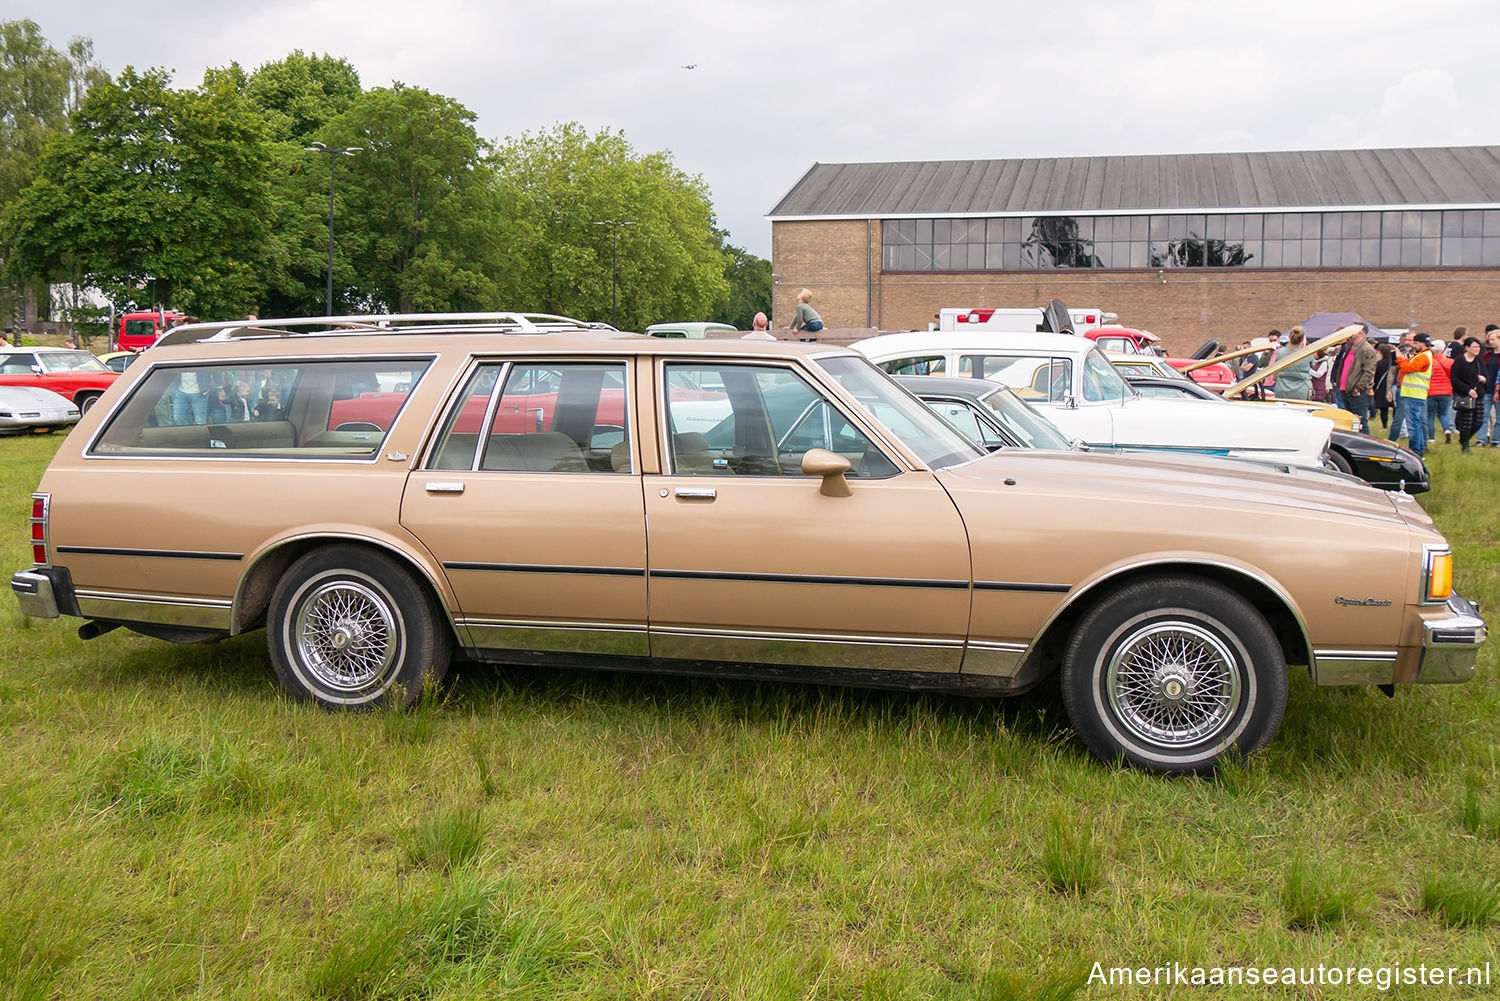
left=855, top=331, right=1333, bottom=469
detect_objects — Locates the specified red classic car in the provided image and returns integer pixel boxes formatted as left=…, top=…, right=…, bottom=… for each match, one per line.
left=0, top=347, right=119, bottom=413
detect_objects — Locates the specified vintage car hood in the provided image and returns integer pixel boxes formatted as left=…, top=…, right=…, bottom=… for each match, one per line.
left=1053, top=395, right=1333, bottom=459
left=0, top=385, right=76, bottom=410
left=939, top=447, right=1408, bottom=529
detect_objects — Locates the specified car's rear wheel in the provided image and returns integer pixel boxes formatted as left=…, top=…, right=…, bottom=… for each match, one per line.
left=267, top=545, right=451, bottom=709
left=1061, top=576, right=1287, bottom=774
left=77, top=393, right=101, bottom=414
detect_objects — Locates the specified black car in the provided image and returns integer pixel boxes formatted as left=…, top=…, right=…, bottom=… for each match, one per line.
left=1123, top=375, right=1429, bottom=493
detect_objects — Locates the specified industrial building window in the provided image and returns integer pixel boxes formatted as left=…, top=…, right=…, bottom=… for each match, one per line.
left=882, top=210, right=1500, bottom=271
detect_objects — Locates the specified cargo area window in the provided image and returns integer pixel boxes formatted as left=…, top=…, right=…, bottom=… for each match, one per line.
left=89, top=358, right=433, bottom=458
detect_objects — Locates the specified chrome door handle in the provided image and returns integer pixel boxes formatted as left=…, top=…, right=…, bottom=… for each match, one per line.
left=674, top=487, right=717, bottom=500
left=424, top=482, right=465, bottom=494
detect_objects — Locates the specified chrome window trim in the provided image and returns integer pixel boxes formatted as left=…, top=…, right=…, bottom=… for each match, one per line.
left=84, top=353, right=438, bottom=461
left=655, top=357, right=913, bottom=477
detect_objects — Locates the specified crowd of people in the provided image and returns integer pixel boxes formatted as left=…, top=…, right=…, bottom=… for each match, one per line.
left=1231, top=322, right=1500, bottom=457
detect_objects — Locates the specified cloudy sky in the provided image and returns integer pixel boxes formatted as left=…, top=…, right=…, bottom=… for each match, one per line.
left=11, top=0, right=1500, bottom=258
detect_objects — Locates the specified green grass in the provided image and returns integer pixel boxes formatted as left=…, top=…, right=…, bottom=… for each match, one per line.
left=2, top=433, right=1499, bottom=997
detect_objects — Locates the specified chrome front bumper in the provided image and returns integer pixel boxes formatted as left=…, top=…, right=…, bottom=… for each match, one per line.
left=1418, top=592, right=1486, bottom=684
left=11, top=569, right=60, bottom=619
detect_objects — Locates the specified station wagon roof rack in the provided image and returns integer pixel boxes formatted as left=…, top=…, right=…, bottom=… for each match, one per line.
left=154, top=312, right=618, bottom=348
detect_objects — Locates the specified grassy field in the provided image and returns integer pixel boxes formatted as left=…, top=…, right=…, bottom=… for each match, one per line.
left=1, top=432, right=1497, bottom=1000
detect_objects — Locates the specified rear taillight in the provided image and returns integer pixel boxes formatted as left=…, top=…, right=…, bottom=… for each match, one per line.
left=29, top=493, right=48, bottom=565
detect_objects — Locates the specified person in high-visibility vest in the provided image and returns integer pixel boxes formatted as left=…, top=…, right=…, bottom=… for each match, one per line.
left=1396, top=333, right=1434, bottom=456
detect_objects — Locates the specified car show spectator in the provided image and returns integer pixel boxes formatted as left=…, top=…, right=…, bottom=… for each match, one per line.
left=1343, top=325, right=1380, bottom=434
left=1395, top=333, right=1434, bottom=455
left=254, top=385, right=285, bottom=422
left=787, top=289, right=824, bottom=333
left=1373, top=343, right=1396, bottom=431
left=230, top=381, right=255, bottom=422
left=1427, top=332, right=1458, bottom=443
left=742, top=312, right=777, bottom=340
left=1273, top=327, right=1312, bottom=400
left=171, top=370, right=208, bottom=425
left=1308, top=348, right=1332, bottom=402
left=1451, top=336, right=1486, bottom=452
left=1480, top=325, right=1500, bottom=446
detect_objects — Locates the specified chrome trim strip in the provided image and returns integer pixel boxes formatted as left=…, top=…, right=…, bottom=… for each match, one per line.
left=458, top=617, right=647, bottom=633
left=444, top=562, right=645, bottom=577
left=652, top=624, right=964, bottom=648
left=56, top=545, right=242, bottom=561
left=1313, top=648, right=1398, bottom=661
left=74, top=588, right=232, bottom=609
left=74, top=592, right=232, bottom=630
left=962, top=646, right=1027, bottom=677
left=460, top=619, right=648, bottom=658
left=650, top=569, right=969, bottom=590
left=968, top=640, right=1029, bottom=653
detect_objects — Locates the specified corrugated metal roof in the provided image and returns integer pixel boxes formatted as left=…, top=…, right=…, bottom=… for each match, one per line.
left=767, top=147, right=1500, bottom=218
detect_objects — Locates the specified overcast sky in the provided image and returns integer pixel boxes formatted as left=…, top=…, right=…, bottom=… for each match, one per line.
left=11, top=0, right=1500, bottom=258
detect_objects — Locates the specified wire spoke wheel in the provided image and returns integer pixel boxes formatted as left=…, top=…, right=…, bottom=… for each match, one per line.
left=1061, top=577, right=1287, bottom=774
left=268, top=546, right=451, bottom=709
left=293, top=577, right=399, bottom=693
left=1106, top=621, right=1241, bottom=747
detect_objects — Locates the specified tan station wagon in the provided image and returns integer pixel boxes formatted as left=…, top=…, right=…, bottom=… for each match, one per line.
left=10, top=313, right=1486, bottom=773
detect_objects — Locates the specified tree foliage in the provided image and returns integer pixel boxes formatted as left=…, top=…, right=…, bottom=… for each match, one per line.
left=3, top=67, right=271, bottom=317
left=2, top=40, right=747, bottom=330
left=490, top=123, right=729, bottom=330
left=247, top=51, right=361, bottom=144
left=321, top=85, right=503, bottom=313
left=711, top=234, right=772, bottom=330
left=0, top=20, right=106, bottom=210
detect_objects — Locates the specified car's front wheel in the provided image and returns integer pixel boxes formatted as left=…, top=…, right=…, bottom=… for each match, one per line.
left=77, top=393, right=101, bottom=414
left=1061, top=576, right=1287, bottom=774
left=267, top=545, right=451, bottom=709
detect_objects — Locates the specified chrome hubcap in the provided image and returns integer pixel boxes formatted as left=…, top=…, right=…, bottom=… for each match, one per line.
left=1106, top=621, right=1242, bottom=746
left=293, top=578, right=398, bottom=693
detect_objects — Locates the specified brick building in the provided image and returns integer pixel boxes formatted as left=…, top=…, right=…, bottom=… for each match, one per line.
left=767, top=146, right=1500, bottom=354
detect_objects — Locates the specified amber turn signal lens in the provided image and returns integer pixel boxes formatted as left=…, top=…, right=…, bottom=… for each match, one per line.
left=1427, top=552, right=1453, bottom=602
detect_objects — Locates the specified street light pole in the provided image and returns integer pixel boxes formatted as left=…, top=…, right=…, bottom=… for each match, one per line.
left=592, top=220, right=636, bottom=327
left=304, top=142, right=362, bottom=316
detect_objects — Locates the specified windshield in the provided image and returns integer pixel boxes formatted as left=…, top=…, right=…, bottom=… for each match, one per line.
left=38, top=351, right=110, bottom=373
left=1080, top=347, right=1133, bottom=403
left=817, top=355, right=984, bottom=470
left=981, top=387, right=1077, bottom=449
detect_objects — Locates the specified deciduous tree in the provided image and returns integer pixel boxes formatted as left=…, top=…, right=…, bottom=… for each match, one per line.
left=490, top=123, right=728, bottom=329
left=3, top=67, right=271, bottom=318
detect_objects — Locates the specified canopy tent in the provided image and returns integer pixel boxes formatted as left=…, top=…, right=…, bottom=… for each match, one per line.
left=1295, top=312, right=1399, bottom=342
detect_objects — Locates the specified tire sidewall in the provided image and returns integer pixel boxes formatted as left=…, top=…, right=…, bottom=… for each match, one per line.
left=1063, top=579, right=1286, bottom=773
left=268, top=547, right=444, bottom=709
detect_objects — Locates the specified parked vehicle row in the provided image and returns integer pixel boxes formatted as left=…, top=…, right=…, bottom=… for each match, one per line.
left=11, top=313, right=1484, bottom=774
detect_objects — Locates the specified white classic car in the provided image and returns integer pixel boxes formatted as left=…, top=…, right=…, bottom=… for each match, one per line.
left=854, top=331, right=1333, bottom=469
left=0, top=385, right=81, bottom=435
